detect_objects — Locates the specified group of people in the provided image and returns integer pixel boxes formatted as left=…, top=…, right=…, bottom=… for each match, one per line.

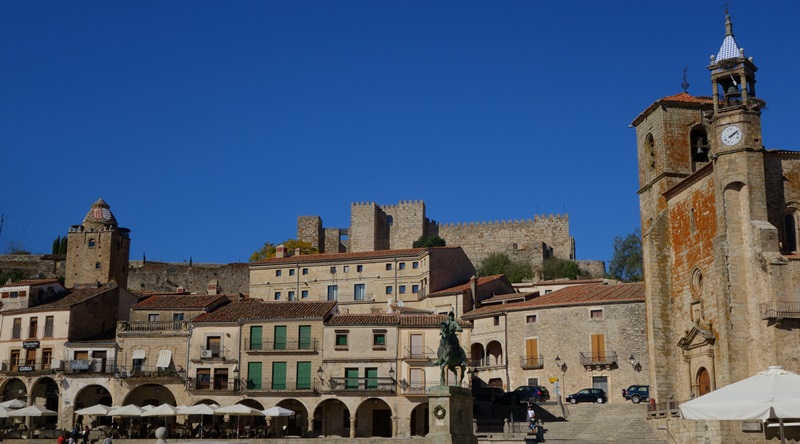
left=56, top=424, right=111, bottom=444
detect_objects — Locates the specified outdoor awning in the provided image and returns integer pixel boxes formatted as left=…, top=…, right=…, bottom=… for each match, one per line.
left=156, top=350, right=172, bottom=368
left=132, top=350, right=146, bottom=360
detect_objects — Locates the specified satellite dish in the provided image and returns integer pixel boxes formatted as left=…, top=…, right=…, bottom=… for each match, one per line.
left=398, top=301, right=404, bottom=307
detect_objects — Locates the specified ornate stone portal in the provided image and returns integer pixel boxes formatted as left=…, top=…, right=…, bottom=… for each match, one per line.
left=426, top=385, right=478, bottom=444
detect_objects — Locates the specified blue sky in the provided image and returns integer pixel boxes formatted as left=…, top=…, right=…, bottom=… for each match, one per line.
left=2, top=1, right=799, bottom=265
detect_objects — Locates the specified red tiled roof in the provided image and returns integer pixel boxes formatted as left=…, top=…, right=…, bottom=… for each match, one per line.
left=399, top=314, right=448, bottom=327
left=3, top=286, right=116, bottom=314
left=631, top=92, right=714, bottom=126
left=194, top=300, right=336, bottom=323
left=133, top=294, right=229, bottom=310
left=480, top=292, right=537, bottom=304
left=327, top=312, right=468, bottom=328
left=0, top=279, right=60, bottom=289
left=251, top=246, right=463, bottom=265
left=428, top=275, right=506, bottom=296
left=389, top=304, right=434, bottom=314
left=463, top=282, right=645, bottom=319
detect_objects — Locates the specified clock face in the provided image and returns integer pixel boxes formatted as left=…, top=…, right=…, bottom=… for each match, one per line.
left=721, top=125, right=742, bottom=146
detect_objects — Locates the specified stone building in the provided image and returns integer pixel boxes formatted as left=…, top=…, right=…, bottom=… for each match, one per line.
left=297, top=200, right=590, bottom=274
left=461, top=282, right=647, bottom=402
left=633, top=13, right=800, bottom=442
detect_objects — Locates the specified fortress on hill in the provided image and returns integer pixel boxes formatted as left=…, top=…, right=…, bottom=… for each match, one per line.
left=297, top=200, right=604, bottom=276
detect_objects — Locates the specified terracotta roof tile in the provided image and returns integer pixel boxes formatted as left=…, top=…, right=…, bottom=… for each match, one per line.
left=194, top=300, right=336, bottom=323
left=133, top=294, right=229, bottom=310
left=631, top=92, right=714, bottom=126
left=3, top=286, right=116, bottom=314
left=327, top=312, right=469, bottom=328
left=0, top=279, right=60, bottom=289
left=480, top=292, right=537, bottom=304
left=389, top=304, right=434, bottom=314
left=251, top=246, right=463, bottom=265
left=463, top=282, right=645, bottom=319
left=428, top=275, right=506, bottom=296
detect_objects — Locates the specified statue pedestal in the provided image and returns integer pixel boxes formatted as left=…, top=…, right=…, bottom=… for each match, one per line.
left=426, top=385, right=477, bottom=444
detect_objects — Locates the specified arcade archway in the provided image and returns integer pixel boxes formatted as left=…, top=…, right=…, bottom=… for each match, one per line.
left=355, top=397, right=392, bottom=437
left=313, top=399, right=350, bottom=437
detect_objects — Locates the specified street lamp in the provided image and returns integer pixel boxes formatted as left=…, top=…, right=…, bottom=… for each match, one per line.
left=388, top=366, right=395, bottom=381
left=628, top=355, right=642, bottom=372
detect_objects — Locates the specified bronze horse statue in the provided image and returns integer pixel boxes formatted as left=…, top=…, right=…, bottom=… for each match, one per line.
left=434, top=312, right=468, bottom=385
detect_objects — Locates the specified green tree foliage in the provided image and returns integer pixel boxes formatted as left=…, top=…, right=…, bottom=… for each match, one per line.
left=477, top=252, right=534, bottom=283
left=0, top=268, right=27, bottom=284
left=608, top=228, right=643, bottom=282
left=51, top=236, right=68, bottom=254
left=541, top=258, right=581, bottom=280
left=250, top=239, right=319, bottom=262
left=412, top=235, right=447, bottom=248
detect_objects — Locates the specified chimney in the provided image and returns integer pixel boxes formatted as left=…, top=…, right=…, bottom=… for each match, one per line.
left=294, top=248, right=301, bottom=256
left=275, top=244, right=286, bottom=258
left=207, top=279, right=220, bottom=295
left=470, top=275, right=479, bottom=308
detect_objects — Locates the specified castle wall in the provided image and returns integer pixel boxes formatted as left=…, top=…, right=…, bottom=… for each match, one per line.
left=298, top=216, right=324, bottom=252
left=127, top=262, right=249, bottom=294
left=324, top=228, right=345, bottom=253
left=381, top=201, right=426, bottom=250
left=0, top=255, right=64, bottom=281
left=349, top=203, right=379, bottom=252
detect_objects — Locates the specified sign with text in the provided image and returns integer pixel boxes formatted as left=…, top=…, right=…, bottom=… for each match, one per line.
left=18, top=366, right=33, bottom=372
left=22, top=341, right=40, bottom=349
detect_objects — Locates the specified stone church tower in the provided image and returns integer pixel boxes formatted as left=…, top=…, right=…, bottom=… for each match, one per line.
left=65, top=199, right=131, bottom=289
left=632, top=12, right=800, bottom=436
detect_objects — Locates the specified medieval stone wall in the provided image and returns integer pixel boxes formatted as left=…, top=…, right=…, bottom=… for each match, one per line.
left=298, top=216, right=324, bottom=251
left=127, top=261, right=249, bottom=294
left=0, top=255, right=64, bottom=281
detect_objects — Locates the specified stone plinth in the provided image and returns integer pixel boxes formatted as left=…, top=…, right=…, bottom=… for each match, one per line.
left=426, top=385, right=478, bottom=444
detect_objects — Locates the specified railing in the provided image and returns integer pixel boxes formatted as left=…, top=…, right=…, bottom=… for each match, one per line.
left=579, top=351, right=618, bottom=367
left=416, top=288, right=428, bottom=301
left=11, top=328, right=20, bottom=339
left=403, top=346, right=436, bottom=360
left=760, top=301, right=800, bottom=320
left=244, top=339, right=318, bottom=352
left=0, top=360, right=54, bottom=373
left=520, top=355, right=544, bottom=369
left=647, top=399, right=682, bottom=418
left=64, top=359, right=116, bottom=374
left=242, top=379, right=316, bottom=392
left=117, top=365, right=182, bottom=379
left=403, top=381, right=468, bottom=395
left=117, top=320, right=190, bottom=332
left=469, top=358, right=505, bottom=369
left=191, top=379, right=238, bottom=391
left=328, top=377, right=395, bottom=392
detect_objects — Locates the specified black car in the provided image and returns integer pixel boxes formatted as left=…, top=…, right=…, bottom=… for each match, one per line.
left=566, top=388, right=607, bottom=404
left=507, top=385, right=551, bottom=403
left=622, top=385, right=650, bottom=403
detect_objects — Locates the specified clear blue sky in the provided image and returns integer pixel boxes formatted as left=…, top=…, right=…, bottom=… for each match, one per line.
left=2, top=1, right=799, bottom=265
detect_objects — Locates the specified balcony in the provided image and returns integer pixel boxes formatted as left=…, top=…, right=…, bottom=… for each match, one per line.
left=116, top=365, right=185, bottom=380
left=520, top=355, right=544, bottom=369
left=579, top=351, right=618, bottom=369
left=468, top=356, right=505, bottom=370
left=403, top=346, right=436, bottom=361
left=328, top=377, right=395, bottom=393
left=117, top=320, right=190, bottom=333
left=189, top=378, right=239, bottom=392
left=760, top=301, right=800, bottom=321
left=0, top=360, right=55, bottom=375
left=190, top=350, right=237, bottom=364
left=242, top=379, right=317, bottom=393
left=244, top=339, right=318, bottom=353
left=64, top=359, right=116, bottom=374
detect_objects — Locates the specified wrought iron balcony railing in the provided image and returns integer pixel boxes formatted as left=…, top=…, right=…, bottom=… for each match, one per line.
left=520, top=355, right=544, bottom=369
left=64, top=359, right=116, bottom=374
left=328, top=377, right=395, bottom=393
left=117, top=320, right=190, bottom=333
left=579, top=351, right=618, bottom=367
left=242, top=379, right=316, bottom=392
left=244, top=339, right=318, bottom=352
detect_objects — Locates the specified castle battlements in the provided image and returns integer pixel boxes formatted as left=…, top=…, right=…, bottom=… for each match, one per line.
left=437, top=214, right=568, bottom=228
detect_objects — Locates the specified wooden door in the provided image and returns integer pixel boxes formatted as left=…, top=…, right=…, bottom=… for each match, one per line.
left=525, top=338, right=539, bottom=367
left=697, top=368, right=711, bottom=396
left=410, top=334, right=423, bottom=358
left=591, top=334, right=605, bottom=362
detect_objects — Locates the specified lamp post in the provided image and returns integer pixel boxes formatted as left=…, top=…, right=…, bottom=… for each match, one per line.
left=628, top=355, right=641, bottom=372
left=233, top=367, right=240, bottom=391
left=554, top=356, right=566, bottom=405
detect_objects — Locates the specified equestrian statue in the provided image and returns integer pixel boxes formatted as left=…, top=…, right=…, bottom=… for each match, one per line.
left=434, top=311, right=468, bottom=385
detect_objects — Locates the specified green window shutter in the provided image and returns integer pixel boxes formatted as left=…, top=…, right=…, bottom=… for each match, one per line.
left=250, top=326, right=263, bottom=350
left=272, top=362, right=286, bottom=390
left=274, top=325, right=287, bottom=350
left=296, top=361, right=311, bottom=390
left=345, top=368, right=359, bottom=390
left=247, top=362, right=262, bottom=390
left=366, top=367, right=378, bottom=389
left=298, top=325, right=312, bottom=350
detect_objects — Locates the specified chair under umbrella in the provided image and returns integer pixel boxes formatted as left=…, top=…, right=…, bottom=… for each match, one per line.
left=178, top=404, right=218, bottom=439
left=262, top=406, right=295, bottom=438
left=214, top=404, right=264, bottom=439
left=107, top=405, right=144, bottom=439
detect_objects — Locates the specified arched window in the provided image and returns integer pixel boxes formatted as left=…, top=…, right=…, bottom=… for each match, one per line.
left=690, top=125, right=709, bottom=172
left=783, top=212, right=797, bottom=253
left=387, top=215, right=394, bottom=227
left=646, top=133, right=655, bottom=170
left=88, top=238, right=96, bottom=248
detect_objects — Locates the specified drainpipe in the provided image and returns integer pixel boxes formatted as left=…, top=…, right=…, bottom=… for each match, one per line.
left=296, top=263, right=300, bottom=300
left=185, top=324, right=192, bottom=388
left=393, top=257, right=398, bottom=303
left=504, top=313, right=510, bottom=390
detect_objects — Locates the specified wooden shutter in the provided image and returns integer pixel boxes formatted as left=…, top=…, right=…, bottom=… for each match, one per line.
left=250, top=326, right=263, bottom=350
left=274, top=326, right=287, bottom=350
left=297, top=361, right=311, bottom=390
left=247, top=362, right=262, bottom=390
left=591, top=334, right=605, bottom=362
left=365, top=367, right=378, bottom=389
left=410, top=334, right=423, bottom=358
left=298, top=325, right=311, bottom=350
left=409, top=367, right=424, bottom=393
left=345, top=368, right=359, bottom=389
left=525, top=338, right=539, bottom=366
left=272, top=362, right=287, bottom=390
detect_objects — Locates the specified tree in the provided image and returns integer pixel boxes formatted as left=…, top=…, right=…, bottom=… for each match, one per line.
left=477, top=252, right=534, bottom=283
left=5, top=241, right=30, bottom=255
left=608, top=228, right=643, bottom=282
left=413, top=234, right=447, bottom=248
left=541, top=258, right=581, bottom=280
left=250, top=239, right=319, bottom=262
left=51, top=236, right=67, bottom=255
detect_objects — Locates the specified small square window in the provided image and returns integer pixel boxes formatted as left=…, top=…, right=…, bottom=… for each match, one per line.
left=357, top=265, right=363, bottom=272
left=373, top=333, right=386, bottom=347
left=544, top=290, right=552, bottom=294
left=148, top=314, right=159, bottom=322
left=590, top=309, right=603, bottom=319
left=302, top=268, right=309, bottom=275
left=289, top=269, right=295, bottom=276
left=276, top=270, right=282, bottom=277
left=288, top=291, right=295, bottom=301
left=173, top=313, right=185, bottom=321
left=386, top=264, right=392, bottom=271
left=399, top=263, right=406, bottom=270
left=386, top=286, right=393, bottom=295
left=95, top=262, right=101, bottom=269
left=343, top=265, right=350, bottom=273
left=275, top=292, right=282, bottom=300
left=412, top=285, right=419, bottom=293
left=330, top=266, right=337, bottom=274
left=301, top=290, right=309, bottom=299
left=526, top=315, right=537, bottom=323
left=412, top=261, right=419, bottom=269
left=399, top=285, right=406, bottom=294
left=335, top=333, right=348, bottom=348
left=493, top=316, right=500, bottom=326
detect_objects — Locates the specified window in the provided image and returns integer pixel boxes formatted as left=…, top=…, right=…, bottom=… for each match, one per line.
left=524, top=338, right=539, bottom=367
left=10, top=291, right=18, bottom=299
left=387, top=215, right=394, bottom=226
left=526, top=315, right=537, bottom=323
left=412, top=284, right=419, bottom=293
left=373, top=331, right=386, bottom=349
left=272, top=362, right=287, bottom=390
left=250, top=326, right=263, bottom=350
left=544, top=290, right=552, bottom=294
left=354, top=284, right=365, bottom=301
left=512, top=243, right=518, bottom=250
left=173, top=313, right=184, bottom=321
left=302, top=268, right=309, bottom=275
left=327, top=285, right=338, bottom=301
left=298, top=325, right=312, bottom=350
left=335, top=331, right=348, bottom=349
left=590, top=309, right=603, bottom=319
left=28, top=317, right=38, bottom=339
left=345, top=368, right=359, bottom=389
left=289, top=269, right=295, bottom=276
left=493, top=316, right=500, bottom=326
left=275, top=292, right=282, bottom=300
left=412, top=261, right=419, bottom=269
left=386, top=263, right=392, bottom=271
left=288, top=291, right=295, bottom=301
left=343, top=266, right=350, bottom=273
left=330, top=266, right=336, bottom=274
left=301, top=290, right=309, bottom=299
left=357, top=265, right=363, bottom=272
left=399, top=285, right=406, bottom=294
left=365, top=367, right=378, bottom=389
left=386, top=286, right=393, bottom=295
left=44, top=316, right=54, bottom=337
left=274, top=326, right=287, bottom=350
left=148, top=314, right=160, bottom=322
left=10, top=350, right=20, bottom=371
left=196, top=368, right=211, bottom=389
left=247, top=362, right=262, bottom=390
left=591, top=334, right=605, bottom=362
left=95, top=262, right=101, bottom=269
left=276, top=270, right=282, bottom=277
left=399, top=262, right=406, bottom=270
left=42, top=348, right=53, bottom=369
left=207, top=336, right=221, bottom=357
left=88, top=239, right=96, bottom=248
left=297, top=361, right=312, bottom=390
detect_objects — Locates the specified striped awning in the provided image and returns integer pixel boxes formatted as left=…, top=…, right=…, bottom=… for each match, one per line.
left=132, top=349, right=146, bottom=360
left=156, top=350, right=172, bottom=368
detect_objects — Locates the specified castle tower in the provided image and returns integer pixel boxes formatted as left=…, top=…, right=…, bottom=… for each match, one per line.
left=65, top=199, right=131, bottom=289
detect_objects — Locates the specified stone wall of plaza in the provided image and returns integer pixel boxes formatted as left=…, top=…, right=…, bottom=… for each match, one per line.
left=0, top=255, right=65, bottom=281
left=127, top=261, right=249, bottom=295
left=469, top=301, right=648, bottom=403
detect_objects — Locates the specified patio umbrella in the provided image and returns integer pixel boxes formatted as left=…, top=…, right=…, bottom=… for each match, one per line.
left=261, top=406, right=294, bottom=417
left=8, top=405, right=57, bottom=417
left=178, top=404, right=218, bottom=439
left=214, top=404, right=264, bottom=439
left=107, top=405, right=144, bottom=417
left=680, top=366, right=800, bottom=444
left=0, top=406, right=10, bottom=418
left=75, top=405, right=112, bottom=416
left=0, top=400, right=26, bottom=409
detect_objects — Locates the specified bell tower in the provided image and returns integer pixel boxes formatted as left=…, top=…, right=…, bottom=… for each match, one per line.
left=65, top=199, right=131, bottom=289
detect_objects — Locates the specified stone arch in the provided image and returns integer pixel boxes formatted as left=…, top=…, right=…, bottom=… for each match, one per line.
left=355, top=397, right=393, bottom=437
left=312, top=398, right=350, bottom=437
left=696, top=367, right=712, bottom=396
left=121, top=384, right=176, bottom=407
left=74, top=384, right=113, bottom=426
left=271, top=398, right=308, bottom=437
left=409, top=402, right=429, bottom=436
left=781, top=203, right=800, bottom=253
left=486, top=340, right=503, bottom=366
left=470, top=343, right=485, bottom=367
left=1, top=378, right=28, bottom=403
left=689, top=124, right=710, bottom=171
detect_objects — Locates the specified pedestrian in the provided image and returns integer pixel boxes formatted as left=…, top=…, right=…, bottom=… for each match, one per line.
left=82, top=425, right=90, bottom=444
left=102, top=433, right=112, bottom=444
left=527, top=404, right=537, bottom=433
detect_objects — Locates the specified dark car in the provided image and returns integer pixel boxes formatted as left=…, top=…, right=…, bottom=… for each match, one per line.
left=622, top=385, right=650, bottom=403
left=507, top=385, right=551, bottom=403
left=566, top=388, right=607, bottom=404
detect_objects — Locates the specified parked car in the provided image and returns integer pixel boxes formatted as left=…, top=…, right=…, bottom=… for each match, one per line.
left=505, top=385, right=551, bottom=403
left=566, top=388, right=607, bottom=404
left=622, top=385, right=650, bottom=403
